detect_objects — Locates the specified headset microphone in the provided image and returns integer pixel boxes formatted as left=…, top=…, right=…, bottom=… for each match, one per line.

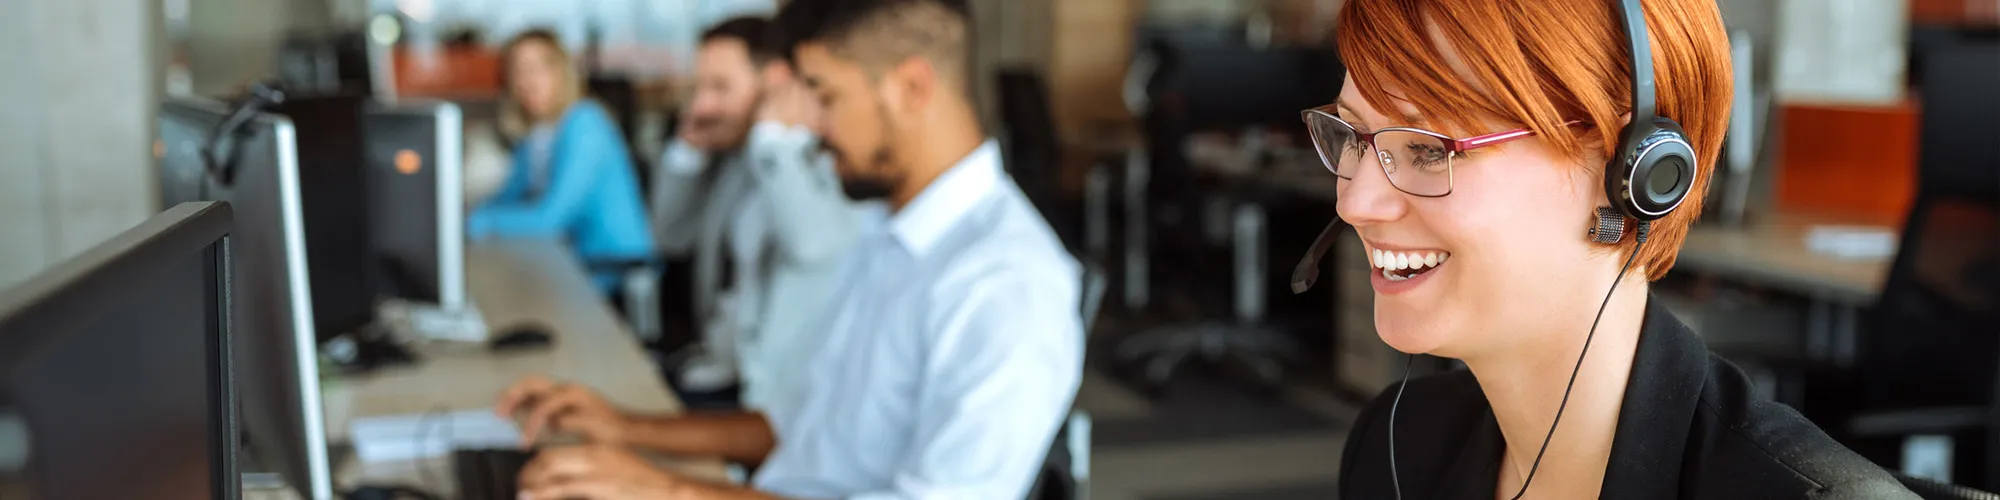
left=1290, top=217, right=1352, bottom=294
left=1589, top=206, right=1629, bottom=244
left=202, top=81, right=287, bottom=189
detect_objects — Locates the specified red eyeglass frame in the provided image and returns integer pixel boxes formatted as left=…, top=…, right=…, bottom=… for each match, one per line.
left=1300, top=103, right=1586, bottom=196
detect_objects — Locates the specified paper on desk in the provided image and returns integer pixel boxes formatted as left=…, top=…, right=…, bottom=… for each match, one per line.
left=1804, top=225, right=1897, bottom=260
left=350, top=409, right=523, bottom=463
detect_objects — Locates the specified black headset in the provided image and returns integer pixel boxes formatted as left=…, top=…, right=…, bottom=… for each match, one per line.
left=202, top=82, right=287, bottom=189
left=1288, top=1, right=1696, bottom=498
left=1601, top=0, right=1696, bottom=238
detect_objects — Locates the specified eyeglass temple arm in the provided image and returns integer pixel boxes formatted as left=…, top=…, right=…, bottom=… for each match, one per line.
left=1291, top=216, right=1352, bottom=294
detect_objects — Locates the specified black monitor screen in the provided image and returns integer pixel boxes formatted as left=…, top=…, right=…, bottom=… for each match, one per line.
left=0, top=202, right=237, bottom=500
left=158, top=97, right=332, bottom=498
left=365, top=107, right=444, bottom=303
left=269, top=94, right=379, bottom=338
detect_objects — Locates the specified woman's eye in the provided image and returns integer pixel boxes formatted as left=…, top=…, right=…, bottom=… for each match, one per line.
left=1406, top=144, right=1451, bottom=172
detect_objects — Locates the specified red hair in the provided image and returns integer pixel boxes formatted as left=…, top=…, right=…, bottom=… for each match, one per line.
left=1335, top=0, right=1734, bottom=280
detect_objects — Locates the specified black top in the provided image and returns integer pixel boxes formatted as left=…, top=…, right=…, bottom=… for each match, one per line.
left=1338, top=296, right=1919, bottom=499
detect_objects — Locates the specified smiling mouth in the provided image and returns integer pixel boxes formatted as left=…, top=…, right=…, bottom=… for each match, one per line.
left=1372, top=249, right=1451, bottom=282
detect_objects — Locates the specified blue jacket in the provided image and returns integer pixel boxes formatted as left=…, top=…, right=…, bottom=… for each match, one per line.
left=470, top=100, right=655, bottom=291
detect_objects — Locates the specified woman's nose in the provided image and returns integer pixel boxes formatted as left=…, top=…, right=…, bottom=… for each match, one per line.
left=1335, top=154, right=1409, bottom=227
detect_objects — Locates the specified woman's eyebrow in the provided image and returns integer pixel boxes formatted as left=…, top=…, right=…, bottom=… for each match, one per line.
left=1335, top=101, right=1366, bottom=128
left=1339, top=99, right=1433, bottom=130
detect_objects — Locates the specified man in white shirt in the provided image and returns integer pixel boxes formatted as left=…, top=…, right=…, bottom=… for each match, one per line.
left=652, top=16, right=866, bottom=409
left=500, top=1, right=1084, bottom=499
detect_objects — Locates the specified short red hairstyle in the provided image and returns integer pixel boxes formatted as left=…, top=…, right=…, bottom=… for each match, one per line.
left=1334, top=0, right=1734, bottom=280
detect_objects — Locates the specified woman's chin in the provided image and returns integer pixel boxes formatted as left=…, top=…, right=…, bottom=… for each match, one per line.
left=1374, top=309, right=1453, bottom=355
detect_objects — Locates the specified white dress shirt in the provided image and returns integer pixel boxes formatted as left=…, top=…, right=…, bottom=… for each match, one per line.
left=752, top=140, right=1084, bottom=500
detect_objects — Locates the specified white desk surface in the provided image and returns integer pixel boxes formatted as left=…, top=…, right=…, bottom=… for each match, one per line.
left=313, top=239, right=725, bottom=495
left=1677, top=210, right=1893, bottom=306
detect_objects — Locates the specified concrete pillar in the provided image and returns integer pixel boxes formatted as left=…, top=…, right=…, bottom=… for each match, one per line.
left=0, top=0, right=162, bottom=287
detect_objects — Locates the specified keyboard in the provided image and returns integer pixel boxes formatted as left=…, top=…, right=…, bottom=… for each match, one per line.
left=453, top=448, right=536, bottom=500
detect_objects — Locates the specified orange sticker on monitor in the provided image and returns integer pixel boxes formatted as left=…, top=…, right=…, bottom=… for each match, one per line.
left=395, top=149, right=423, bottom=175
left=153, top=140, right=165, bottom=160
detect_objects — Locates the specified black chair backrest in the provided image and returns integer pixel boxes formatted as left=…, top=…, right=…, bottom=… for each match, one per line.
left=996, top=68, right=1061, bottom=207
left=1023, top=256, right=1107, bottom=500
left=1860, top=37, right=2000, bottom=408
left=1897, top=473, right=2000, bottom=500
left=586, top=76, right=650, bottom=194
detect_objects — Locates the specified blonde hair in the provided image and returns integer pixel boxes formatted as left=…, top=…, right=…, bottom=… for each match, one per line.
left=498, top=29, right=584, bottom=141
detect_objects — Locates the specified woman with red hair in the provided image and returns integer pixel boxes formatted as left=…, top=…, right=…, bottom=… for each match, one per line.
left=1313, top=0, right=1917, bottom=497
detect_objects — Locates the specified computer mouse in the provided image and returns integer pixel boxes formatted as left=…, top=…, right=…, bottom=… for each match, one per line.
left=489, top=324, right=555, bottom=352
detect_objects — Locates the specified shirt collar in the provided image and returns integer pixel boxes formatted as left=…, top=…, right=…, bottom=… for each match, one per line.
left=888, top=140, right=1002, bottom=256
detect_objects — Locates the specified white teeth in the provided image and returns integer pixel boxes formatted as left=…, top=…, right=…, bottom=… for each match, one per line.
left=1369, top=248, right=1453, bottom=274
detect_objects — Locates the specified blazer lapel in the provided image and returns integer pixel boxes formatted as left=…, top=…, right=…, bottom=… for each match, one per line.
left=1598, top=295, right=1707, bottom=500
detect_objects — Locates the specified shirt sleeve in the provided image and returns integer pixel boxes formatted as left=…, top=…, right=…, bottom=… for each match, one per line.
left=742, top=121, right=861, bottom=266
left=849, top=266, right=1084, bottom=500
left=467, top=107, right=618, bottom=238
left=649, top=138, right=713, bottom=254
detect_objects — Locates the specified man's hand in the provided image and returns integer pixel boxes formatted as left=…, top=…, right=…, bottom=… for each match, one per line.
left=496, top=375, right=631, bottom=447
left=755, top=81, right=820, bottom=130
left=518, top=444, right=685, bottom=500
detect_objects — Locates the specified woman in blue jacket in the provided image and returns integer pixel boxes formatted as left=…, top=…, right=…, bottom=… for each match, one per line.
left=474, top=29, right=655, bottom=292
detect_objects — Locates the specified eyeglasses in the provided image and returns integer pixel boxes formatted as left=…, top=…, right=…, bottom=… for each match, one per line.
left=1300, top=104, right=1572, bottom=197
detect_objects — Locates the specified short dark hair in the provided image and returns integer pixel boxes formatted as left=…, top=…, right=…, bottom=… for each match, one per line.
left=773, top=0, right=973, bottom=78
left=699, top=16, right=782, bottom=66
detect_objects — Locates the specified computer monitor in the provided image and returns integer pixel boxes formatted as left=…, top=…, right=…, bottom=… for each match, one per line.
left=158, top=96, right=335, bottom=499
left=1143, top=38, right=1344, bottom=133
left=267, top=93, right=380, bottom=340
left=363, top=99, right=467, bottom=310
left=0, top=202, right=240, bottom=500
left=278, top=31, right=377, bottom=97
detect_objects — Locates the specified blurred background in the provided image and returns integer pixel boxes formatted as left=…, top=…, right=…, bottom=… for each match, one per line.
left=1, top=0, right=1996, bottom=499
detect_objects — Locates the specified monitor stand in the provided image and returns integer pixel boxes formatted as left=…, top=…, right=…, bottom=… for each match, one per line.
left=377, top=298, right=487, bottom=343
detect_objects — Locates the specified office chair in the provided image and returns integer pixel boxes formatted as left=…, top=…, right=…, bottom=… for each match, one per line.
left=1109, top=39, right=1339, bottom=394
left=1027, top=256, right=1108, bottom=500
left=996, top=67, right=1067, bottom=233
left=1835, top=38, right=2000, bottom=489
left=1896, top=473, right=2000, bottom=500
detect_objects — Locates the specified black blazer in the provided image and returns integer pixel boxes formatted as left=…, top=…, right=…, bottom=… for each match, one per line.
left=1338, top=296, right=1919, bottom=499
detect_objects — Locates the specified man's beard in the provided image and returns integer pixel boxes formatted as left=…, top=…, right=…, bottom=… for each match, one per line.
left=839, top=144, right=900, bottom=201
left=834, top=113, right=901, bottom=201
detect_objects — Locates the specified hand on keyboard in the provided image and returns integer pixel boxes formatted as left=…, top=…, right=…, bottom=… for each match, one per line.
left=496, top=375, right=632, bottom=447
left=517, top=444, right=684, bottom=500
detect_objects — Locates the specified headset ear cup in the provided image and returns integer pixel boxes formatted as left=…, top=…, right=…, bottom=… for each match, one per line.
left=1618, top=119, right=1697, bottom=220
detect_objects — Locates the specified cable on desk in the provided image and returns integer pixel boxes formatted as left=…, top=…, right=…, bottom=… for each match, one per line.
left=414, top=406, right=451, bottom=492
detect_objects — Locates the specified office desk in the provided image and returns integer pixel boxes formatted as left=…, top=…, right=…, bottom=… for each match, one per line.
left=316, top=239, right=726, bottom=495
left=1679, top=211, right=1893, bottom=306
left=1674, top=211, right=1896, bottom=368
